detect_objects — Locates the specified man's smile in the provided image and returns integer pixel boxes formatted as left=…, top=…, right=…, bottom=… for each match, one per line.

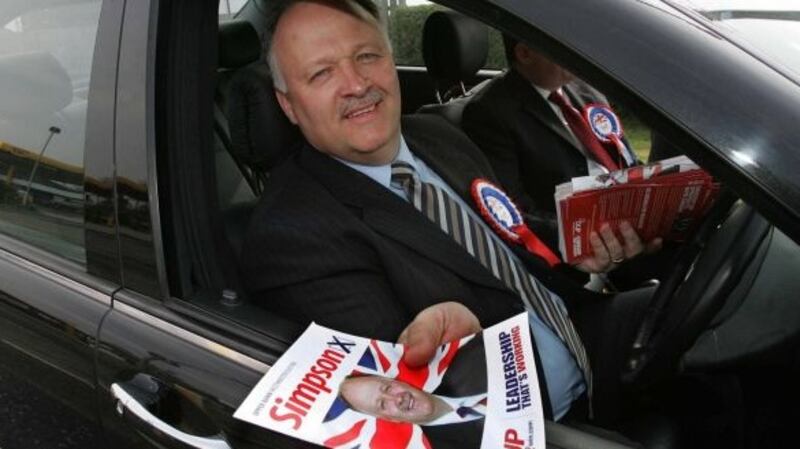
left=344, top=101, right=379, bottom=120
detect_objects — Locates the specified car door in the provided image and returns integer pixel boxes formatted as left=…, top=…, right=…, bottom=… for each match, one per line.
left=91, top=1, right=311, bottom=447
left=0, top=0, right=121, bottom=441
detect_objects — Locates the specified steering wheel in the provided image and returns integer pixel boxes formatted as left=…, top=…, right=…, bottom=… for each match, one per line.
left=621, top=190, right=771, bottom=389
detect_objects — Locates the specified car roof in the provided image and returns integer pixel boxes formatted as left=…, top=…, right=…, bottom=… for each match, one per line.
left=453, top=0, right=800, bottom=244
left=680, top=0, right=797, bottom=11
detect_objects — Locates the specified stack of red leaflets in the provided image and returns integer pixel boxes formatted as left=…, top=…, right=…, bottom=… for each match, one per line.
left=555, top=156, right=720, bottom=264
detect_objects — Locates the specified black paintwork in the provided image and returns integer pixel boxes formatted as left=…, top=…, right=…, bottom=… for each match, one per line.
left=113, top=0, right=163, bottom=299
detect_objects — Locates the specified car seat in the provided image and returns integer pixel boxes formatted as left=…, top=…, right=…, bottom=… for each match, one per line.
left=417, top=10, right=491, bottom=127
left=218, top=20, right=302, bottom=198
left=215, top=20, right=303, bottom=262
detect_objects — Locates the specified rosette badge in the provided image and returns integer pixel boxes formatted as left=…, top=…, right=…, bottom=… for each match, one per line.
left=583, top=103, right=635, bottom=166
left=584, top=104, right=623, bottom=144
left=470, top=179, right=561, bottom=267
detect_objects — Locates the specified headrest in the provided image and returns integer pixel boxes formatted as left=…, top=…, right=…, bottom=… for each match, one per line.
left=422, top=11, right=488, bottom=85
left=219, top=20, right=262, bottom=69
left=0, top=52, right=72, bottom=118
left=227, top=64, right=303, bottom=172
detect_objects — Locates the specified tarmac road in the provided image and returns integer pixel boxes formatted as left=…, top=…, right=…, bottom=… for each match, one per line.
left=0, top=369, right=105, bottom=449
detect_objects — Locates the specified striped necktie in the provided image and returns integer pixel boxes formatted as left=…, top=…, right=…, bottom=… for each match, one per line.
left=390, top=161, right=592, bottom=400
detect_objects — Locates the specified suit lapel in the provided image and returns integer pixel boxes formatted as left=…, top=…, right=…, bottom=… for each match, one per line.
left=510, top=70, right=585, bottom=155
left=298, top=144, right=510, bottom=293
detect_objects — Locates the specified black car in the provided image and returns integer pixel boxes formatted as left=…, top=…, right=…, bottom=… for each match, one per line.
left=1, top=0, right=799, bottom=448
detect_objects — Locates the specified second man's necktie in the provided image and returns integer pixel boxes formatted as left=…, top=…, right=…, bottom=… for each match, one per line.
left=549, top=90, right=621, bottom=172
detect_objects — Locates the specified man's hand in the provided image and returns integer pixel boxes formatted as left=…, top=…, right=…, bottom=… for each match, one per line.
left=574, top=221, right=662, bottom=273
left=398, top=302, right=482, bottom=367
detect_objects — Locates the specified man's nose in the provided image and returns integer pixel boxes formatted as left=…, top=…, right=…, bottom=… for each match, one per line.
left=340, top=60, right=368, bottom=96
left=380, top=391, right=403, bottom=406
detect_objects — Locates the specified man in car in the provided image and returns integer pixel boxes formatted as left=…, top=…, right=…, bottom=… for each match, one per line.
left=241, top=0, right=657, bottom=424
left=462, top=36, right=640, bottom=229
left=461, top=38, right=677, bottom=288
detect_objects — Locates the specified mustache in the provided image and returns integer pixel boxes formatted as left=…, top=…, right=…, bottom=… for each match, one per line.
left=339, top=88, right=384, bottom=116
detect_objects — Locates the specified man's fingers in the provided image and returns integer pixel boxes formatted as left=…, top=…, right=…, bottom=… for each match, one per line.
left=571, top=231, right=612, bottom=273
left=599, top=224, right=624, bottom=262
left=399, top=302, right=481, bottom=367
left=619, top=221, right=644, bottom=258
left=589, top=231, right=609, bottom=263
left=645, top=237, right=663, bottom=254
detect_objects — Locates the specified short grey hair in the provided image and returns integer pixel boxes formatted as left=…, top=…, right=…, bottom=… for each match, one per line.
left=265, top=0, right=391, bottom=93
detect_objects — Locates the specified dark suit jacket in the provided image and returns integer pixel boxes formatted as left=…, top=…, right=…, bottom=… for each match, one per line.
left=462, top=69, right=637, bottom=241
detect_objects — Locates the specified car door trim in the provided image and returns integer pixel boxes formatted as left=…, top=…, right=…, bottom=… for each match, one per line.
left=0, top=244, right=114, bottom=306
left=113, top=301, right=271, bottom=374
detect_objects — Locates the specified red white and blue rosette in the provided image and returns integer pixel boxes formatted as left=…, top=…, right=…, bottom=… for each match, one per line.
left=583, top=103, right=635, bottom=165
left=470, top=179, right=561, bottom=267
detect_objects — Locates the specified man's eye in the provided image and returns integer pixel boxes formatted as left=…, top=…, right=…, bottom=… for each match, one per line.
left=378, top=399, right=385, bottom=410
left=309, top=68, right=331, bottom=83
left=358, top=52, right=380, bottom=63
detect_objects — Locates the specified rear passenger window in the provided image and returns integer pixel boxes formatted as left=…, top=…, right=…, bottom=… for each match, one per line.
left=0, top=0, right=102, bottom=265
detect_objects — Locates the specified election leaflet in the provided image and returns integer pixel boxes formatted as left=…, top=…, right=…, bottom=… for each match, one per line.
left=235, top=313, right=545, bottom=449
left=556, top=156, right=720, bottom=264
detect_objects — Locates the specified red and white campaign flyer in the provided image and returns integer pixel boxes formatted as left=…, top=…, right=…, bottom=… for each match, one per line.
left=555, top=156, right=720, bottom=264
left=234, top=313, right=545, bottom=449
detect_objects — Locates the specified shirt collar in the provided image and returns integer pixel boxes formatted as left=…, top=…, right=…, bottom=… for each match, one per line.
left=533, top=83, right=564, bottom=103
left=334, top=134, right=416, bottom=188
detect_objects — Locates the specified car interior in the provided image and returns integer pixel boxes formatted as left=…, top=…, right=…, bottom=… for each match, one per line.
left=151, top=1, right=800, bottom=447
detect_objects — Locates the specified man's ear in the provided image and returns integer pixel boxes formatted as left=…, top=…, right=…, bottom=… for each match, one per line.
left=275, top=90, right=298, bottom=124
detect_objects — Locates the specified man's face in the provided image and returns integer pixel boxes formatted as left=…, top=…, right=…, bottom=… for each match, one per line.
left=340, top=376, right=436, bottom=424
left=515, top=44, right=575, bottom=91
left=272, top=1, right=402, bottom=165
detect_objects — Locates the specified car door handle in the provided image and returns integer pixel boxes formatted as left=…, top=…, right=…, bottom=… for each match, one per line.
left=111, top=383, right=232, bottom=449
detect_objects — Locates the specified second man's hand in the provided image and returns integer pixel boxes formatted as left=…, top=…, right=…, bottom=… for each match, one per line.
left=574, top=220, right=663, bottom=273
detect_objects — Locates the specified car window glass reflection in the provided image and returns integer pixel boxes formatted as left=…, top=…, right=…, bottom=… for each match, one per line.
left=0, top=0, right=102, bottom=265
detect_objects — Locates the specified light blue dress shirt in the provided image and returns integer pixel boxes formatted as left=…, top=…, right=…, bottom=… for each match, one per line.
left=336, top=136, right=586, bottom=420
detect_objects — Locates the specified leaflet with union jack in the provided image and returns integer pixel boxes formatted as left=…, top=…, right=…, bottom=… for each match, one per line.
left=234, top=313, right=544, bottom=449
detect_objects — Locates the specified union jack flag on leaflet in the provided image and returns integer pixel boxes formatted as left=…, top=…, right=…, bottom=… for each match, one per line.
left=320, top=336, right=475, bottom=449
